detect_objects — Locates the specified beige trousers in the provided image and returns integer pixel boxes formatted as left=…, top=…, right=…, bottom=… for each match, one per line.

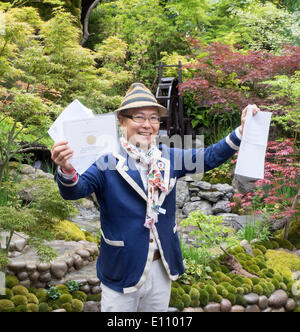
left=100, top=259, right=172, bottom=312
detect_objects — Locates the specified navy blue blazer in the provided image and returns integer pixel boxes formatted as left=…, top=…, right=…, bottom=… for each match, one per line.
left=56, top=129, right=241, bottom=293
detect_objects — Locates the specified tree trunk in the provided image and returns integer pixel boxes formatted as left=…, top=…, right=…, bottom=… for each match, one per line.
left=80, top=0, right=101, bottom=46
left=221, top=255, right=258, bottom=278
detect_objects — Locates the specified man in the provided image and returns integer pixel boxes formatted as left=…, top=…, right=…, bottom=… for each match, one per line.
left=51, top=83, right=259, bottom=312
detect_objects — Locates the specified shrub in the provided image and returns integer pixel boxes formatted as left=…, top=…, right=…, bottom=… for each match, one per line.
left=71, top=299, right=84, bottom=312
left=0, top=299, right=15, bottom=312
left=38, top=303, right=50, bottom=312
left=26, top=293, right=39, bottom=304
left=58, top=294, right=73, bottom=306
left=199, top=290, right=209, bottom=307
left=72, top=291, right=87, bottom=302
left=27, top=303, right=39, bottom=312
left=12, top=285, right=29, bottom=296
left=5, top=276, right=19, bottom=289
left=0, top=288, right=13, bottom=300
left=182, top=294, right=191, bottom=307
left=11, top=295, right=28, bottom=306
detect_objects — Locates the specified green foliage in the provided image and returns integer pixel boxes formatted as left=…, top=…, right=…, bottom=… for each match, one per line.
left=66, top=280, right=82, bottom=293
left=44, top=286, right=61, bottom=300
left=236, top=219, right=271, bottom=243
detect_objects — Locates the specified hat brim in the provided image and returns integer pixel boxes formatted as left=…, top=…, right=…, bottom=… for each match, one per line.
left=115, top=101, right=167, bottom=116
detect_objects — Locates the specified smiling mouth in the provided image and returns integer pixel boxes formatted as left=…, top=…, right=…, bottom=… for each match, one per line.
left=138, top=132, right=152, bottom=137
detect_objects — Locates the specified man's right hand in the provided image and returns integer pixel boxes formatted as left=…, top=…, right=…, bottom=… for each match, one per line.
left=51, top=140, right=74, bottom=171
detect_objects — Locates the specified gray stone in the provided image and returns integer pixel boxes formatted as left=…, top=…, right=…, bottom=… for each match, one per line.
left=204, top=302, right=221, bottom=312
left=192, top=181, right=212, bottom=191
left=14, top=239, right=27, bottom=252
left=51, top=261, right=68, bottom=279
left=87, top=278, right=100, bottom=286
left=39, top=272, right=52, bottom=283
left=29, top=271, right=40, bottom=282
left=17, top=271, right=29, bottom=281
left=230, top=305, right=245, bottom=312
left=52, top=309, right=67, bottom=312
left=268, top=290, right=288, bottom=308
left=73, top=254, right=84, bottom=270
left=296, top=250, right=300, bottom=258
left=76, top=249, right=90, bottom=259
left=19, top=280, right=31, bottom=288
left=245, top=305, right=261, bottom=312
left=198, top=191, right=224, bottom=203
left=190, top=196, right=201, bottom=202
left=8, top=261, right=26, bottom=272
left=64, top=256, right=74, bottom=268
left=182, top=201, right=212, bottom=216
left=80, top=284, right=91, bottom=294
left=37, top=262, right=51, bottom=272
left=220, top=298, right=232, bottom=312
left=211, top=183, right=234, bottom=194
left=20, top=164, right=35, bottom=175
left=91, top=286, right=101, bottom=294
left=243, top=293, right=259, bottom=305
left=26, top=263, right=37, bottom=272
left=240, top=241, right=254, bottom=256
left=232, top=174, right=257, bottom=195
left=84, top=301, right=101, bottom=312
left=262, top=308, right=272, bottom=312
left=271, top=307, right=285, bottom=312
left=212, top=199, right=231, bottom=214
left=176, top=181, right=190, bottom=208
left=182, top=307, right=204, bottom=312
left=258, top=296, right=268, bottom=310
left=285, top=298, right=296, bottom=312
left=217, top=213, right=242, bottom=231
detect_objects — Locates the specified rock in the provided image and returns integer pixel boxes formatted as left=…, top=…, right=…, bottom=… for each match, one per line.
left=271, top=307, right=285, bottom=312
left=245, top=305, right=261, bottom=312
left=243, top=293, right=259, bottom=305
left=212, top=199, right=231, bottom=214
left=8, top=262, right=26, bottom=272
left=204, top=302, right=220, bottom=312
left=262, top=308, right=272, bottom=312
left=230, top=305, right=245, bottom=312
left=76, top=249, right=91, bottom=259
left=91, top=286, right=101, bottom=294
left=295, top=250, right=300, bottom=258
left=29, top=271, right=40, bottom=282
left=211, top=183, right=234, bottom=194
left=73, top=254, right=84, bottom=270
left=182, top=201, right=212, bottom=216
left=87, top=278, right=100, bottom=286
left=232, top=174, right=257, bottom=195
left=268, top=290, right=288, bottom=308
left=220, top=299, right=232, bottom=312
left=39, top=272, right=52, bottom=283
left=217, top=213, right=241, bottom=231
left=17, top=271, right=28, bottom=281
left=192, top=181, right=212, bottom=191
left=64, top=256, right=75, bottom=268
left=51, top=261, right=68, bottom=279
left=20, top=164, right=35, bottom=175
left=19, top=280, right=31, bottom=288
left=80, top=284, right=91, bottom=294
left=37, top=263, right=51, bottom=273
left=182, top=307, right=204, bottom=312
left=176, top=181, right=190, bottom=208
left=240, top=241, right=254, bottom=256
left=52, top=309, right=67, bottom=312
left=84, top=301, right=101, bottom=312
left=258, top=296, right=268, bottom=310
left=14, top=239, right=27, bottom=252
left=26, top=263, right=37, bottom=272
left=190, top=196, right=201, bottom=202
left=285, top=298, right=296, bottom=312
left=198, top=191, right=224, bottom=203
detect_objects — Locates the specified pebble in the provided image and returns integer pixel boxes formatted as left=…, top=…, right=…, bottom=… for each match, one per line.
left=285, top=298, right=296, bottom=312
left=203, top=303, right=221, bottom=312
left=258, top=296, right=268, bottom=310
left=243, top=293, right=259, bottom=305
left=268, top=290, right=288, bottom=308
left=84, top=301, right=101, bottom=313
left=245, top=305, right=260, bottom=312
left=230, top=305, right=245, bottom=312
left=51, top=261, right=68, bottom=279
left=220, top=298, right=232, bottom=312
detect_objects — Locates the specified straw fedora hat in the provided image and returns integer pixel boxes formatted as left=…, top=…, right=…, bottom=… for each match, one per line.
left=115, top=83, right=167, bottom=116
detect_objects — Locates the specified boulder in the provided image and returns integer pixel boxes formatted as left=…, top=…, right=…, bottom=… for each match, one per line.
left=176, top=181, right=190, bottom=208
left=182, top=201, right=212, bottom=216
left=268, top=290, right=288, bottom=308
left=212, top=199, right=231, bottom=214
left=50, top=261, right=68, bottom=279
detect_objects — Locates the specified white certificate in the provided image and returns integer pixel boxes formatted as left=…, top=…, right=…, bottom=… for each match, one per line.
left=63, top=114, right=119, bottom=174
left=48, top=99, right=94, bottom=142
left=235, top=107, right=272, bottom=179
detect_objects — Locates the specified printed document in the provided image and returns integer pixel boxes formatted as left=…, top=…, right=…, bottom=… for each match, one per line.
left=48, top=100, right=119, bottom=175
left=235, top=107, right=272, bottom=179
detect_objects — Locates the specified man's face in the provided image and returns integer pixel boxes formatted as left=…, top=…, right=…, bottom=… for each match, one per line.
left=118, top=107, right=160, bottom=148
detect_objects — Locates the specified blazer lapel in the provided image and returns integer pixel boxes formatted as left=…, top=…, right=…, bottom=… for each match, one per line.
left=113, top=151, right=148, bottom=202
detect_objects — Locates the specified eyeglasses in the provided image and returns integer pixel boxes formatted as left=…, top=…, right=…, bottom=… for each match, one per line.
left=122, top=114, right=160, bottom=124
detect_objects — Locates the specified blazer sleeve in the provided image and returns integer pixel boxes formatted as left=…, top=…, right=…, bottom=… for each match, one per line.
left=56, top=162, right=104, bottom=201
left=172, top=128, right=242, bottom=178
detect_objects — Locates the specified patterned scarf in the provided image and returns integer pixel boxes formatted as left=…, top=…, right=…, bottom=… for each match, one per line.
left=120, top=137, right=167, bottom=229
